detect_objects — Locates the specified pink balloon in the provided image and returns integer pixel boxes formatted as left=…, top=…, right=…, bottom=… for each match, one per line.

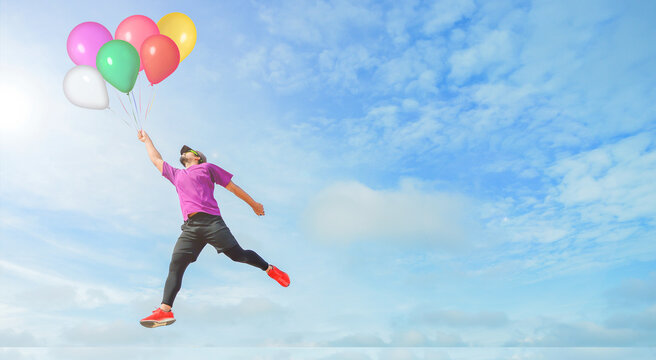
left=115, top=15, right=160, bottom=71
left=67, top=22, right=113, bottom=67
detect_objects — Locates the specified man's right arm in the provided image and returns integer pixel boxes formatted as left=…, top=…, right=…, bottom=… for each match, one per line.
left=138, top=130, right=164, bottom=174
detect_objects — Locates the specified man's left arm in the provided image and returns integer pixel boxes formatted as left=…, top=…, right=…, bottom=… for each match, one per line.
left=225, top=181, right=265, bottom=216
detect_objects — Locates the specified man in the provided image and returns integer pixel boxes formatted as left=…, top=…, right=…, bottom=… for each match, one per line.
left=137, top=130, right=290, bottom=328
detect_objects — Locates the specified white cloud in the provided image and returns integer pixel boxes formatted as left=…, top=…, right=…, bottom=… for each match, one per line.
left=466, top=131, right=656, bottom=280
left=256, top=0, right=383, bottom=46
left=0, top=259, right=135, bottom=310
left=323, top=333, right=387, bottom=347
left=389, top=330, right=430, bottom=347
left=384, top=1, right=418, bottom=45
left=548, top=133, right=656, bottom=223
left=415, top=309, right=509, bottom=328
left=241, top=3, right=456, bottom=96
left=509, top=0, right=656, bottom=141
left=318, top=45, right=378, bottom=91
left=234, top=0, right=655, bottom=170
left=0, top=328, right=39, bottom=347
left=512, top=320, right=652, bottom=347
left=406, top=69, right=439, bottom=94
left=607, top=272, right=656, bottom=306
left=422, top=0, right=476, bottom=35
left=433, top=330, right=466, bottom=347
left=374, top=39, right=445, bottom=93
left=300, top=101, right=452, bottom=169
left=0, top=256, right=154, bottom=347
left=302, top=179, right=478, bottom=249
left=235, top=46, right=267, bottom=88
left=173, top=296, right=288, bottom=328
left=266, top=43, right=315, bottom=92
left=0, top=210, right=148, bottom=272
left=605, top=304, right=656, bottom=332
left=390, top=329, right=466, bottom=348
left=448, top=29, right=515, bottom=82
left=59, top=320, right=150, bottom=346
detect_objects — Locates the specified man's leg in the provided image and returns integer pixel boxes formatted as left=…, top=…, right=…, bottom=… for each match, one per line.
left=224, top=244, right=289, bottom=286
left=140, top=222, right=206, bottom=327
left=224, top=244, right=269, bottom=271
left=205, top=215, right=290, bottom=287
left=203, top=216, right=269, bottom=271
left=161, top=224, right=206, bottom=309
left=161, top=252, right=195, bottom=308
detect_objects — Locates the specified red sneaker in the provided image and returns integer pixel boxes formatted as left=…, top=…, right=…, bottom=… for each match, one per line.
left=267, top=265, right=290, bottom=287
left=140, top=308, right=176, bottom=328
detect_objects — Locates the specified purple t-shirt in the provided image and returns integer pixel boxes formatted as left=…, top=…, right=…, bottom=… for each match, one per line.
left=162, top=161, right=233, bottom=221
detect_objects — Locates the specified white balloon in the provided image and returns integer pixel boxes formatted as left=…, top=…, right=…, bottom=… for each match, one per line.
left=63, top=65, right=109, bottom=110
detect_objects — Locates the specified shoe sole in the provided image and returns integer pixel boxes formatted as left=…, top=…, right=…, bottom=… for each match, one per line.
left=140, top=318, right=176, bottom=328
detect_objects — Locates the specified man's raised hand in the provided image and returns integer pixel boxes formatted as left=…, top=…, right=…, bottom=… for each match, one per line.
left=252, top=202, right=265, bottom=216
left=138, top=130, right=149, bottom=143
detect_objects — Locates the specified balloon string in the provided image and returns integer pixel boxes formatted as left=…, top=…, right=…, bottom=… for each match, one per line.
left=131, top=91, right=141, bottom=130
left=139, top=75, right=142, bottom=115
left=114, top=90, right=134, bottom=130
left=127, top=92, right=139, bottom=130
left=106, top=107, right=132, bottom=129
left=144, top=86, right=157, bottom=127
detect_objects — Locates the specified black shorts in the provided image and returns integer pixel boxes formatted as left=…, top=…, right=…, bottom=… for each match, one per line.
left=172, top=212, right=238, bottom=262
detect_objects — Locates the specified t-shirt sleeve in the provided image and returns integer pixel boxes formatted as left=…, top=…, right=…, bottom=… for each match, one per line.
left=161, top=161, right=179, bottom=185
left=207, top=163, right=233, bottom=187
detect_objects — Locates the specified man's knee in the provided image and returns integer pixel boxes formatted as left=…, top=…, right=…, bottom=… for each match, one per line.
left=225, top=246, right=247, bottom=263
left=169, top=252, right=195, bottom=269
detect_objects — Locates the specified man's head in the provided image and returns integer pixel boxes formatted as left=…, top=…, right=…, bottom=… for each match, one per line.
left=180, top=145, right=207, bottom=168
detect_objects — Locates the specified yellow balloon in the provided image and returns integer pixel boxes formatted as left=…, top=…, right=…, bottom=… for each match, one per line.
left=157, top=12, right=196, bottom=62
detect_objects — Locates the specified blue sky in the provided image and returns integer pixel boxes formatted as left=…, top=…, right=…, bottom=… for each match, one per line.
left=1, top=0, right=655, bottom=359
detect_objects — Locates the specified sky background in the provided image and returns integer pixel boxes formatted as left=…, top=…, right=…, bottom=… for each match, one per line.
left=1, top=0, right=655, bottom=359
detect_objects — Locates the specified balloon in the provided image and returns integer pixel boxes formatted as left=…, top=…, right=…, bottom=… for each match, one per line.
left=67, top=22, right=113, bottom=67
left=96, top=40, right=140, bottom=93
left=115, top=15, right=160, bottom=72
left=157, top=12, right=196, bottom=62
left=141, top=34, right=180, bottom=85
left=63, top=65, right=109, bottom=110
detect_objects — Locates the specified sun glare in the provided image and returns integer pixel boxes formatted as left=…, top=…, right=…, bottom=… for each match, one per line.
left=0, top=83, right=31, bottom=132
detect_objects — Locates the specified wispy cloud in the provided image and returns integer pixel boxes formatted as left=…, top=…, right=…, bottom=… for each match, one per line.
left=0, top=259, right=136, bottom=309
left=256, top=0, right=383, bottom=46
left=548, top=133, right=656, bottom=223
left=466, top=131, right=656, bottom=281
left=415, top=309, right=509, bottom=328
left=0, top=329, right=39, bottom=347
left=422, top=0, right=476, bottom=35
left=509, top=316, right=656, bottom=347
left=448, top=29, right=515, bottom=83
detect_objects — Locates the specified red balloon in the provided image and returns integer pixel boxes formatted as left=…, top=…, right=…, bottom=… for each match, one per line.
left=115, top=15, right=160, bottom=72
left=141, top=34, right=180, bottom=85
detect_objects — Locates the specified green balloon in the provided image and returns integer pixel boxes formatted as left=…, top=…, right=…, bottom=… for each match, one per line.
left=96, top=40, right=140, bottom=93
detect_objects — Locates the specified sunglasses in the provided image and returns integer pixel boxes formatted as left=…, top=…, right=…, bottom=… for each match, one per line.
left=186, top=149, right=200, bottom=157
